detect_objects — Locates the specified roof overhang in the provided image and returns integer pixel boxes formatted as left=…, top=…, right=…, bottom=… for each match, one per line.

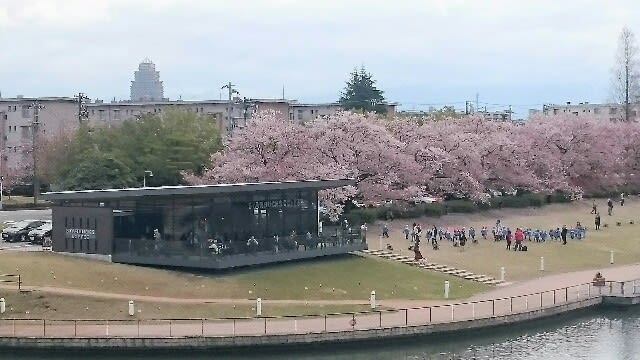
left=42, top=179, right=355, bottom=202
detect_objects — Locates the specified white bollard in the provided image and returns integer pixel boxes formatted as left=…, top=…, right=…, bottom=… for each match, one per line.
left=370, top=290, right=376, bottom=309
left=0, top=298, right=4, bottom=314
left=540, top=257, right=545, bottom=272
left=500, top=267, right=506, bottom=282
left=256, top=298, right=262, bottom=316
left=444, top=281, right=450, bottom=299
left=610, top=250, right=614, bottom=264
left=128, top=300, right=134, bottom=316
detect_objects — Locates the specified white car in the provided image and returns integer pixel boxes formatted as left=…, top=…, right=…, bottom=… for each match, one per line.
left=412, top=196, right=440, bottom=204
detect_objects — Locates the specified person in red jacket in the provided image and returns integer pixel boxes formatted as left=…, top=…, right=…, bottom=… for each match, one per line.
left=514, top=228, right=525, bottom=251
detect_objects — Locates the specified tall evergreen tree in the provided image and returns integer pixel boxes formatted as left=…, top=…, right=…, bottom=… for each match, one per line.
left=339, top=66, right=387, bottom=114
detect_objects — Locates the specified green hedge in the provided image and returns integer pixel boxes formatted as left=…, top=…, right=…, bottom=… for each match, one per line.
left=341, top=191, right=575, bottom=225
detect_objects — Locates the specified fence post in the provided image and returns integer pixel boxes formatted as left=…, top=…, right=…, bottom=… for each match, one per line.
left=565, top=287, right=568, bottom=302
left=43, top=319, right=46, bottom=337
left=404, top=308, right=408, bottom=326
left=233, top=319, right=236, bottom=336
left=609, top=282, right=613, bottom=295
left=622, top=281, right=625, bottom=295
left=510, top=297, right=513, bottom=313
left=201, top=319, right=204, bottom=336
left=324, top=315, right=327, bottom=332
left=492, top=300, right=495, bottom=316
left=451, top=305, right=454, bottom=321
left=429, top=307, right=432, bottom=323
left=444, top=281, right=450, bottom=299
left=525, top=296, right=529, bottom=310
left=169, top=320, right=172, bottom=337
left=379, top=311, right=382, bottom=328
left=264, top=317, right=267, bottom=334
left=74, top=320, right=77, bottom=337
left=553, top=289, right=556, bottom=305
left=18, top=275, right=21, bottom=291
left=540, top=292, right=543, bottom=308
left=351, top=314, right=356, bottom=330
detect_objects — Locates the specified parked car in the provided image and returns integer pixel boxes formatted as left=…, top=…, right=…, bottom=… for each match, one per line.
left=28, top=221, right=52, bottom=245
left=412, top=195, right=442, bottom=204
left=2, top=220, right=46, bottom=242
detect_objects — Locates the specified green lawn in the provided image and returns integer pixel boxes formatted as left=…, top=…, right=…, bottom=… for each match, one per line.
left=380, top=198, right=640, bottom=281
left=0, top=252, right=486, bottom=302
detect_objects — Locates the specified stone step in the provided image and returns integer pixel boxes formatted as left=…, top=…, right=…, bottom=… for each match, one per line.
left=484, top=279, right=504, bottom=285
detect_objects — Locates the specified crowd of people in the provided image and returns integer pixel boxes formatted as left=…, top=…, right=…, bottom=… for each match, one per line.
left=376, top=197, right=629, bottom=262
left=386, top=217, right=591, bottom=261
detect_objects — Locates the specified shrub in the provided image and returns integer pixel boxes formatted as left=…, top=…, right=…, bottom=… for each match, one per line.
left=546, top=191, right=571, bottom=204
left=424, top=203, right=447, bottom=217
left=444, top=200, right=478, bottom=213
left=343, top=208, right=382, bottom=226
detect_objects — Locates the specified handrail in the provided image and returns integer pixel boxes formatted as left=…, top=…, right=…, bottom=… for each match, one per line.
left=0, top=278, right=637, bottom=338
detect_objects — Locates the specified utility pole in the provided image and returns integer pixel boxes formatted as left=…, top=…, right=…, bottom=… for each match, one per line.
left=29, top=100, right=44, bottom=205
left=221, top=82, right=239, bottom=134
left=465, top=101, right=470, bottom=115
left=76, top=92, right=90, bottom=124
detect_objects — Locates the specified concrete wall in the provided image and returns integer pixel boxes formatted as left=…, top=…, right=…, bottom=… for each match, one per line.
left=51, top=206, right=113, bottom=255
left=0, top=297, right=602, bottom=350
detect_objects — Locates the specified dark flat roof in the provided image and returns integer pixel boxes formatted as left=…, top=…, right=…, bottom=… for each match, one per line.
left=42, top=179, right=354, bottom=202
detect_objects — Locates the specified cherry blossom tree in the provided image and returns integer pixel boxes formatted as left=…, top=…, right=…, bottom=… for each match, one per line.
left=188, top=109, right=640, bottom=219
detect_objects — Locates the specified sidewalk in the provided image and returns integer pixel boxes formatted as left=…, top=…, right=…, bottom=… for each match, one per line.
left=1, top=263, right=638, bottom=309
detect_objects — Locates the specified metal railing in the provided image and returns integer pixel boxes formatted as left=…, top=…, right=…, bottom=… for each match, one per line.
left=0, top=279, right=638, bottom=338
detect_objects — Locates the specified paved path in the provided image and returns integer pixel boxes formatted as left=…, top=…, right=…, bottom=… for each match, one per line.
left=1, top=263, right=638, bottom=309
left=0, top=264, right=638, bottom=339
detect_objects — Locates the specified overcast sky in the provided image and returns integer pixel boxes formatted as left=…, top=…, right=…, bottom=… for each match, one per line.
left=1, top=0, right=639, bottom=116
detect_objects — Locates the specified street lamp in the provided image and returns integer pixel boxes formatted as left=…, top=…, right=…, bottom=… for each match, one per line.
left=0, top=175, right=4, bottom=211
left=143, top=170, right=153, bottom=188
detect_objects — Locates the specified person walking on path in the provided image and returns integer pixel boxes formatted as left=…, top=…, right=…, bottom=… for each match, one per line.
left=561, top=225, right=568, bottom=245
left=595, top=213, right=601, bottom=230
left=607, top=198, right=614, bottom=216
left=620, top=193, right=625, bottom=207
left=506, top=230, right=512, bottom=250
left=591, top=200, right=597, bottom=214
left=382, top=224, right=389, bottom=238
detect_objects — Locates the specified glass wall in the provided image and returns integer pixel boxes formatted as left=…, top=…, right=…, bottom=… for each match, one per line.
left=112, top=189, right=364, bottom=265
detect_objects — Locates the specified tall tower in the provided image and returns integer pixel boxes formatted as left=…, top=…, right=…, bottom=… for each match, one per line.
left=130, top=58, right=164, bottom=102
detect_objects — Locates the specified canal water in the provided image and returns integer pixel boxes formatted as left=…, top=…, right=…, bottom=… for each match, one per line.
left=5, top=308, right=640, bottom=359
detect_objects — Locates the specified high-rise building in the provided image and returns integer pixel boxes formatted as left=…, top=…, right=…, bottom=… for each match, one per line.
left=130, top=58, right=164, bottom=102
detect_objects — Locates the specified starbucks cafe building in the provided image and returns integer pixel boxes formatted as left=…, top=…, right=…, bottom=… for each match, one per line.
left=42, top=179, right=366, bottom=269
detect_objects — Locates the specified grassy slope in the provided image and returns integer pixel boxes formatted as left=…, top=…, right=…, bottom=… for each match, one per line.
left=0, top=253, right=486, bottom=301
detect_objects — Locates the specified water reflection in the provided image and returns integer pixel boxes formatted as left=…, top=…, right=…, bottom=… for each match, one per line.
left=5, top=308, right=640, bottom=360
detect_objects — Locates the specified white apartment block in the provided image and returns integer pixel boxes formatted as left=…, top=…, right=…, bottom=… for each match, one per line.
left=529, top=101, right=640, bottom=122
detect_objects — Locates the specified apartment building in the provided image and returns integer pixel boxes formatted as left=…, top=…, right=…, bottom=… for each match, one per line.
left=0, top=95, right=397, bottom=175
left=529, top=102, right=640, bottom=122
left=0, top=96, right=78, bottom=173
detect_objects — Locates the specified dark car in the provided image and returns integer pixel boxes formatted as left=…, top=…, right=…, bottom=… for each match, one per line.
left=2, top=220, right=46, bottom=242
left=28, top=221, right=52, bottom=245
